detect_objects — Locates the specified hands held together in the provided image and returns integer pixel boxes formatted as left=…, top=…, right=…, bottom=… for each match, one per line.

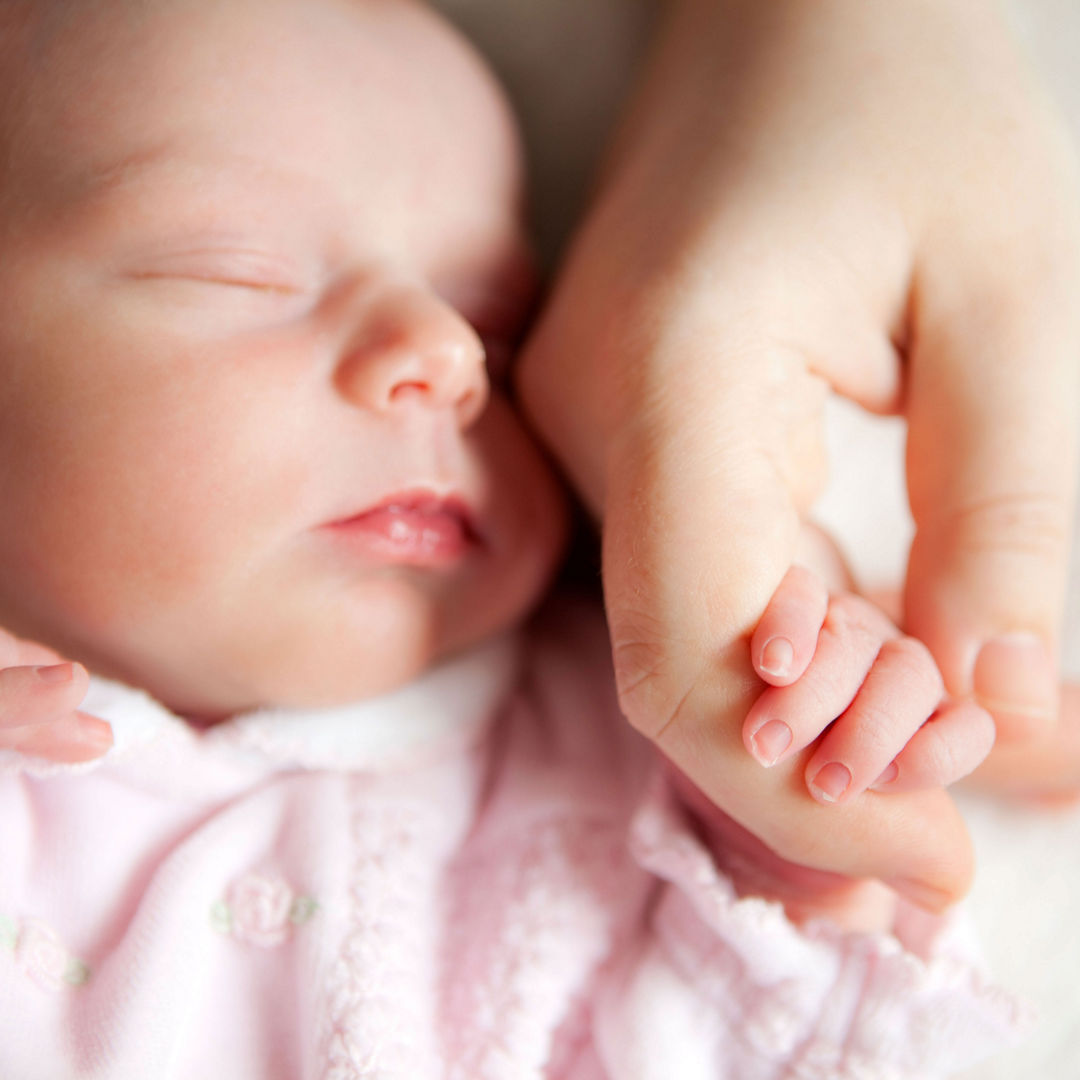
left=519, top=0, right=1080, bottom=908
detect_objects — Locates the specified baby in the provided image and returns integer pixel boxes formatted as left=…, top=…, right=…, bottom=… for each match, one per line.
left=0, top=0, right=1018, bottom=1076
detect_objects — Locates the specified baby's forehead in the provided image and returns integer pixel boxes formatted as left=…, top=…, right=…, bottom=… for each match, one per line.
left=0, top=0, right=150, bottom=154
left=0, top=0, right=526, bottom=288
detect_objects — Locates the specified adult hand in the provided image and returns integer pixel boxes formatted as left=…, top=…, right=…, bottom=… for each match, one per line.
left=518, top=0, right=1080, bottom=905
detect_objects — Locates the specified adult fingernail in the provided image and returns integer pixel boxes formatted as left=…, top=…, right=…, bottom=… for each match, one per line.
left=36, top=663, right=75, bottom=685
left=750, top=719, right=792, bottom=766
left=759, top=637, right=794, bottom=678
left=809, top=762, right=851, bottom=803
left=973, top=634, right=1056, bottom=726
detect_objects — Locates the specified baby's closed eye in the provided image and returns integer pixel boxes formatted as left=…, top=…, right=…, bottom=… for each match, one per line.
left=126, top=248, right=310, bottom=295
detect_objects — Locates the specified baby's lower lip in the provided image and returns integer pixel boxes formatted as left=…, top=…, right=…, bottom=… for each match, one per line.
left=324, top=500, right=477, bottom=566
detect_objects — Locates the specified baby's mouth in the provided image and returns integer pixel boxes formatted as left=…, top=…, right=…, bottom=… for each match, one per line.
left=323, top=492, right=481, bottom=566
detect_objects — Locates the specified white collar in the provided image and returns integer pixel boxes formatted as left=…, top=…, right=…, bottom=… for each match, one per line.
left=70, top=632, right=522, bottom=775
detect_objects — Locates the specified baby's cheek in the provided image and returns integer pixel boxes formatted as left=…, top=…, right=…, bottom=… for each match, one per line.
left=466, top=397, right=569, bottom=627
left=0, top=423, right=256, bottom=643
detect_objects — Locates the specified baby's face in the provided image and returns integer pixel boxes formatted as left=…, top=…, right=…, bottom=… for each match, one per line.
left=0, top=0, right=567, bottom=716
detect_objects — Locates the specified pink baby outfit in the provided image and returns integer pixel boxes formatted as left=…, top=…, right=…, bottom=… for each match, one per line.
left=0, top=601, right=1023, bottom=1079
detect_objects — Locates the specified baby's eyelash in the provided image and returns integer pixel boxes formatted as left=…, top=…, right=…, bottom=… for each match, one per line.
left=128, top=250, right=306, bottom=295
left=133, top=272, right=297, bottom=294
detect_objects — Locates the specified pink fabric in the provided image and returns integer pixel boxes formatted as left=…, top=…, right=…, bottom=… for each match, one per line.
left=0, top=601, right=1025, bottom=1079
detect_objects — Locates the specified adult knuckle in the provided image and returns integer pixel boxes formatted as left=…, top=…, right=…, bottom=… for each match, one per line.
left=940, top=491, right=1069, bottom=563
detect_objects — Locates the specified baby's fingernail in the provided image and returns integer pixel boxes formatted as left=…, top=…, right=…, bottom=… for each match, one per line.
left=973, top=634, right=1056, bottom=726
left=883, top=877, right=953, bottom=913
left=750, top=719, right=792, bottom=766
left=759, top=637, right=794, bottom=678
left=871, top=761, right=899, bottom=789
left=36, top=663, right=75, bottom=685
left=809, top=762, right=851, bottom=803
left=77, top=716, right=113, bottom=752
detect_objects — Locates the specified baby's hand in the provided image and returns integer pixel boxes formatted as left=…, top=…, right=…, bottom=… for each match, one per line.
left=744, top=567, right=995, bottom=804
left=0, top=629, right=112, bottom=762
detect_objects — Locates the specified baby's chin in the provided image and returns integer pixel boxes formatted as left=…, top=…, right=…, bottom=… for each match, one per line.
left=111, top=652, right=437, bottom=725
left=91, top=600, right=530, bottom=723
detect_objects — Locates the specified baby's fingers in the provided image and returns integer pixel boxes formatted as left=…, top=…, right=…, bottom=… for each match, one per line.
left=0, top=627, right=65, bottom=669
left=873, top=702, right=996, bottom=793
left=802, top=638, right=945, bottom=804
left=744, top=595, right=895, bottom=767
left=6, top=711, right=114, bottom=763
left=0, top=663, right=113, bottom=761
left=751, top=566, right=829, bottom=686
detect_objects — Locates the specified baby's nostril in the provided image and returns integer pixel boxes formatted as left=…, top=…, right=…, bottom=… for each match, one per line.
left=388, top=381, right=430, bottom=402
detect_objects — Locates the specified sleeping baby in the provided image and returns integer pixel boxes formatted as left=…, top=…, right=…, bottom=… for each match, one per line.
left=0, top=0, right=1020, bottom=1075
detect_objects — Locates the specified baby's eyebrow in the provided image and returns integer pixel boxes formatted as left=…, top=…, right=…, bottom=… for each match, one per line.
left=77, top=142, right=334, bottom=212
left=80, top=139, right=180, bottom=194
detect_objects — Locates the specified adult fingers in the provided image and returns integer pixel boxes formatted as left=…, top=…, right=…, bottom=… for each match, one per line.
left=904, top=230, right=1080, bottom=742
left=963, top=682, right=1080, bottom=798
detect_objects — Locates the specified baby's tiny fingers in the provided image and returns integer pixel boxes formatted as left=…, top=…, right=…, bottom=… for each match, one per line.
left=751, top=566, right=829, bottom=686
left=872, top=702, right=995, bottom=792
left=804, top=637, right=944, bottom=804
left=744, top=595, right=893, bottom=767
left=0, top=628, right=64, bottom=669
left=0, top=662, right=89, bottom=726
left=0, top=662, right=112, bottom=761
left=5, top=711, right=114, bottom=762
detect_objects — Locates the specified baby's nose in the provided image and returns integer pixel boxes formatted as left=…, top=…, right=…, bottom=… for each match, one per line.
left=335, top=282, right=488, bottom=425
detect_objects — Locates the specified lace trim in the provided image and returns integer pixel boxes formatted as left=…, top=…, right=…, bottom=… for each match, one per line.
left=443, top=818, right=633, bottom=1080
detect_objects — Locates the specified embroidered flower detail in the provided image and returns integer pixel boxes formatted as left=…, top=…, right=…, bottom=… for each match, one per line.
left=14, top=919, right=90, bottom=991
left=212, top=871, right=317, bottom=948
left=289, top=895, right=318, bottom=926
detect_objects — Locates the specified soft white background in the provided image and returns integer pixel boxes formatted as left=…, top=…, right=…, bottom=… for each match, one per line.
left=429, top=1, right=1080, bottom=1075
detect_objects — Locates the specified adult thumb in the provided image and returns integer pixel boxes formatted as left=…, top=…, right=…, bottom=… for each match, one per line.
left=904, top=268, right=1080, bottom=742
